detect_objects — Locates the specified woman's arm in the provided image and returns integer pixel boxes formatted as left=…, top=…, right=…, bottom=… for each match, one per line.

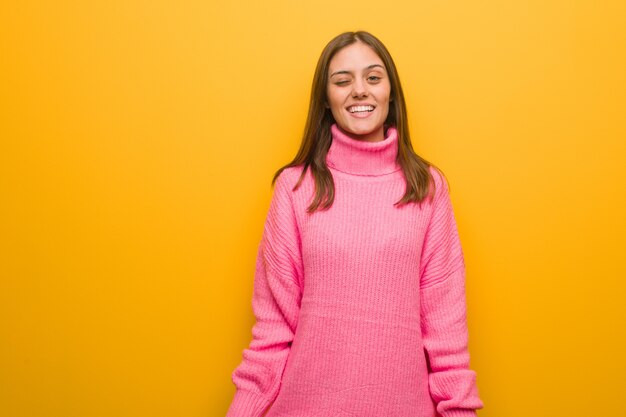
left=419, top=168, right=483, bottom=417
left=226, top=172, right=303, bottom=417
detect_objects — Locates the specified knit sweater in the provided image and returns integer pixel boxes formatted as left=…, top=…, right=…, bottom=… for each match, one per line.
left=226, top=124, right=483, bottom=417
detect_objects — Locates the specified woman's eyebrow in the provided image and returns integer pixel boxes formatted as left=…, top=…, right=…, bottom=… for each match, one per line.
left=330, top=64, right=385, bottom=78
left=330, top=70, right=351, bottom=77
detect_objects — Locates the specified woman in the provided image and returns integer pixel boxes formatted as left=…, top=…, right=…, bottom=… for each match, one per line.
left=226, top=31, right=483, bottom=417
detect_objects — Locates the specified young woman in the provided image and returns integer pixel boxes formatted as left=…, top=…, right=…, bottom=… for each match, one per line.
left=226, top=31, right=483, bottom=417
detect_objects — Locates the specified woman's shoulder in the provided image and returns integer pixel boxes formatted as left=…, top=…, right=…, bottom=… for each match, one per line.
left=427, top=164, right=450, bottom=193
left=424, top=165, right=453, bottom=207
left=428, top=164, right=445, bottom=185
left=277, top=164, right=305, bottom=180
left=274, top=164, right=308, bottom=189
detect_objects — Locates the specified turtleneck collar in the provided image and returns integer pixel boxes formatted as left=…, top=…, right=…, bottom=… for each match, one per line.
left=326, top=124, right=401, bottom=176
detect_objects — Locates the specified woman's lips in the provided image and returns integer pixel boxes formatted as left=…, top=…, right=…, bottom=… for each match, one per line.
left=346, top=104, right=375, bottom=118
left=348, top=110, right=373, bottom=118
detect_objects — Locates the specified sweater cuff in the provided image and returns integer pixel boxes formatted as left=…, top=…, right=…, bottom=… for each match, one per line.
left=225, top=390, right=271, bottom=417
left=441, top=410, right=478, bottom=417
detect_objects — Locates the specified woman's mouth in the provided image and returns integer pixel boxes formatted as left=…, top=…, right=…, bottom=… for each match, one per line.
left=347, top=105, right=375, bottom=114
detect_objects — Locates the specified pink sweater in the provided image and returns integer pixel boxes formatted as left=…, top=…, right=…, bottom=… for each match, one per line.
left=227, top=124, right=483, bottom=417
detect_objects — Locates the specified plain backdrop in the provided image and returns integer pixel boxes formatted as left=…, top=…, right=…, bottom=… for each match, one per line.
left=1, top=1, right=625, bottom=416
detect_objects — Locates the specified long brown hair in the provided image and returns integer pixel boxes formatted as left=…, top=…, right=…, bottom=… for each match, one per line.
left=273, top=31, right=437, bottom=212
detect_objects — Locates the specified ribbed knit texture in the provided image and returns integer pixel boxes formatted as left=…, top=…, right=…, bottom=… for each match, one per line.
left=226, top=124, right=483, bottom=417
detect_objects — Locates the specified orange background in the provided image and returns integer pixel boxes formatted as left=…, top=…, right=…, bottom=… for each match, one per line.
left=1, top=1, right=625, bottom=416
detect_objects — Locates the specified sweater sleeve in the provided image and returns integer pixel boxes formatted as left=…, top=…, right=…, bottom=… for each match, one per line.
left=226, top=172, right=303, bottom=417
left=419, top=168, right=483, bottom=417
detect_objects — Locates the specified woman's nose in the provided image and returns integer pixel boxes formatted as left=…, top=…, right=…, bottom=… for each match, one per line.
left=351, top=79, right=368, bottom=98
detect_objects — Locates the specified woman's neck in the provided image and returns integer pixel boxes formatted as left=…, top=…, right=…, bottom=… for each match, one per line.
left=325, top=124, right=401, bottom=176
left=335, top=125, right=385, bottom=143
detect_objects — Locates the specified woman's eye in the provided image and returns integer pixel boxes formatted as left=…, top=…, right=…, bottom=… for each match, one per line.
left=335, top=80, right=349, bottom=86
left=368, top=76, right=381, bottom=82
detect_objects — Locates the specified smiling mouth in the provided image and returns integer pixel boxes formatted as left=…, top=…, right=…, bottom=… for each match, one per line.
left=347, top=105, right=375, bottom=113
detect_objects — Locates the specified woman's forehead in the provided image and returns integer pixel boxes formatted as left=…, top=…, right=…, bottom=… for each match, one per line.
left=329, top=44, right=386, bottom=73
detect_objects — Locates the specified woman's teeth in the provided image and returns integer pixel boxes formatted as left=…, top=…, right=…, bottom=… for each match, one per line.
left=348, top=105, right=374, bottom=113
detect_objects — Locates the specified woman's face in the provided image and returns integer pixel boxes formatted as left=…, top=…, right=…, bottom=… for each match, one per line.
left=326, top=42, right=391, bottom=142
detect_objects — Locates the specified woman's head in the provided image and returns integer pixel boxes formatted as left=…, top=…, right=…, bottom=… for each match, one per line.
left=275, top=31, right=435, bottom=212
left=326, top=41, right=391, bottom=142
left=309, top=31, right=409, bottom=142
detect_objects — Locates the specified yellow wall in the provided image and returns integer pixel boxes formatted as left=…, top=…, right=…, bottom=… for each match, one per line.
left=1, top=1, right=625, bottom=416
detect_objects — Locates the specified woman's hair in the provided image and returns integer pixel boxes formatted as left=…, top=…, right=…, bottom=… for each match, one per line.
left=273, top=31, right=437, bottom=212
